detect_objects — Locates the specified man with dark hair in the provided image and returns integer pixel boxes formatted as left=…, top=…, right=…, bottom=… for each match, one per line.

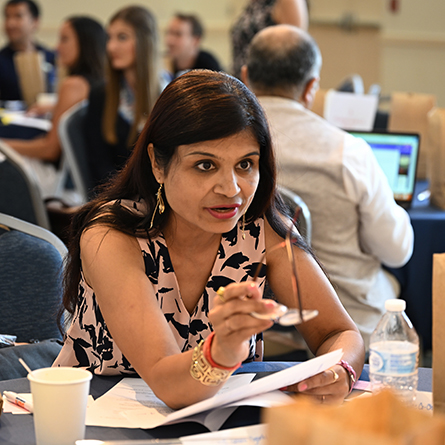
left=242, top=24, right=414, bottom=349
left=0, top=0, right=55, bottom=102
left=165, top=13, right=221, bottom=79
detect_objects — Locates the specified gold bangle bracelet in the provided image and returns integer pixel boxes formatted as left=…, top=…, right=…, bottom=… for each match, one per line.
left=190, top=340, right=236, bottom=386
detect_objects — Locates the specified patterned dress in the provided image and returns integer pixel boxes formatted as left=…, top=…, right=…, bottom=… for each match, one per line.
left=53, top=200, right=267, bottom=375
left=230, top=0, right=277, bottom=78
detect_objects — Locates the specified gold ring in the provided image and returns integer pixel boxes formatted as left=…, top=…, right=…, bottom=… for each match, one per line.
left=330, top=369, right=339, bottom=382
left=217, top=287, right=226, bottom=303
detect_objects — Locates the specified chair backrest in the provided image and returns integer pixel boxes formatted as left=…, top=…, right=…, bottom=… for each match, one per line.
left=0, top=140, right=50, bottom=229
left=427, top=107, right=445, bottom=209
left=58, top=100, right=92, bottom=203
left=0, top=213, right=67, bottom=342
left=388, top=92, right=436, bottom=179
left=277, top=185, right=312, bottom=245
left=311, top=88, right=328, bottom=118
left=13, top=51, right=46, bottom=106
left=336, top=73, right=365, bottom=94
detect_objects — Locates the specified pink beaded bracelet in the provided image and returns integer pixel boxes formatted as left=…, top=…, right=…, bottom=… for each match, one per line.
left=338, top=360, right=357, bottom=393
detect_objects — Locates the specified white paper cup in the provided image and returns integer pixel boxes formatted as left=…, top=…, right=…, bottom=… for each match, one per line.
left=36, top=92, right=58, bottom=106
left=28, top=367, right=92, bottom=445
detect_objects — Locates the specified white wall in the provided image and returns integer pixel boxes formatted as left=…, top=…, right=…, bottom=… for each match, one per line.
left=380, top=0, right=445, bottom=106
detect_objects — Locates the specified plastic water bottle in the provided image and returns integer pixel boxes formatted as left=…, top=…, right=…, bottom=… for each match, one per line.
left=369, top=299, right=419, bottom=404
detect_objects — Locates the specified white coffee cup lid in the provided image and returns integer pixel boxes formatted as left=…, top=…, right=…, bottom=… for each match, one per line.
left=385, top=299, right=406, bottom=312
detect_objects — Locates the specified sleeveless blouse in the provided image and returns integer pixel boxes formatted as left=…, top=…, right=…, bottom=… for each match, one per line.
left=54, top=200, right=267, bottom=375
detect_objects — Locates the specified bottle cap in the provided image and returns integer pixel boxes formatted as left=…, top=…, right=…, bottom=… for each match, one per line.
left=385, top=299, right=406, bottom=312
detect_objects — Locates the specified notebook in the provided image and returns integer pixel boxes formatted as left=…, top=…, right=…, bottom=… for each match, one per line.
left=349, top=130, right=420, bottom=209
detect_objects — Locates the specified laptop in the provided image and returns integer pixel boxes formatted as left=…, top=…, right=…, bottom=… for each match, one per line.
left=348, top=130, right=420, bottom=209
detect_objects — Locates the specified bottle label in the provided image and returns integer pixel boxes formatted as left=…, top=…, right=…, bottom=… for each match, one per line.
left=369, top=346, right=417, bottom=376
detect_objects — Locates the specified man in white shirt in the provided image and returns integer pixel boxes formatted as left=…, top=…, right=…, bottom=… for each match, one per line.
left=242, top=24, right=414, bottom=348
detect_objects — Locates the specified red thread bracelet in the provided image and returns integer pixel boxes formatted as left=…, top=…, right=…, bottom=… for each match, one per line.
left=203, top=332, right=241, bottom=371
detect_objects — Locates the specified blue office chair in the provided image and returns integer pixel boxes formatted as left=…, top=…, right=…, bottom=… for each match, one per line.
left=58, top=100, right=93, bottom=204
left=277, top=185, right=312, bottom=245
left=0, top=213, right=67, bottom=379
left=0, top=212, right=67, bottom=342
left=264, top=187, right=313, bottom=361
left=0, top=140, right=50, bottom=229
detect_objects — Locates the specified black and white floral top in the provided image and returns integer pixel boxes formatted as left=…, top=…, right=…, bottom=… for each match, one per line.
left=54, top=200, right=267, bottom=375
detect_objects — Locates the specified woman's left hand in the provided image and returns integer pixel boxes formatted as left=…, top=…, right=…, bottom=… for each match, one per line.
left=286, top=364, right=350, bottom=405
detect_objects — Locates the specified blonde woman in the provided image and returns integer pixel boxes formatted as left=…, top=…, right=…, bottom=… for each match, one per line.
left=85, top=5, right=165, bottom=191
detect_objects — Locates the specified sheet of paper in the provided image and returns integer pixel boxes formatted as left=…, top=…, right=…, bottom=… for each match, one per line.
left=164, top=349, right=342, bottom=426
left=2, top=393, right=32, bottom=414
left=180, top=423, right=267, bottom=444
left=182, top=390, right=294, bottom=432
left=0, top=111, right=52, bottom=131
left=324, top=90, right=378, bottom=131
left=416, top=391, right=433, bottom=414
left=86, top=373, right=255, bottom=429
left=86, top=349, right=341, bottom=430
left=347, top=383, right=433, bottom=415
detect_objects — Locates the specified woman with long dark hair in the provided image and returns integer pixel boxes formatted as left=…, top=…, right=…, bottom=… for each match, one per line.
left=54, top=70, right=364, bottom=409
left=85, top=5, right=165, bottom=191
left=1, top=16, right=106, bottom=197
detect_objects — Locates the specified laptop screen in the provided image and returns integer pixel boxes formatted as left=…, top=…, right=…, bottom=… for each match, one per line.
left=348, top=131, right=420, bottom=205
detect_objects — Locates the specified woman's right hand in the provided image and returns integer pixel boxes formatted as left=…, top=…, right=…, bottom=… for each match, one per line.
left=26, top=102, right=54, bottom=117
left=208, top=282, right=276, bottom=367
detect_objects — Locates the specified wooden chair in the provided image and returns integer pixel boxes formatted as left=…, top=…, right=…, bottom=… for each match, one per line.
left=13, top=51, right=46, bottom=106
left=311, top=88, right=328, bottom=118
left=427, top=107, right=445, bottom=209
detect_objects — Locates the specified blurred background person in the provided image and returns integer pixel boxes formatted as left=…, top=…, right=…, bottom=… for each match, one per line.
left=231, top=0, right=308, bottom=79
left=0, top=0, right=55, bottom=103
left=242, top=25, right=414, bottom=348
left=0, top=16, right=106, bottom=197
left=165, top=13, right=221, bottom=79
left=85, top=5, right=165, bottom=191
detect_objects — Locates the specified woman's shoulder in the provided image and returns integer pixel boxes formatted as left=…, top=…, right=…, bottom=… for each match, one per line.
left=56, top=75, right=90, bottom=108
left=80, top=199, right=147, bottom=252
left=59, top=75, right=90, bottom=92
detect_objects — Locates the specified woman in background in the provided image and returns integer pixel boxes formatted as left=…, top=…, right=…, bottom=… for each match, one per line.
left=1, top=16, right=106, bottom=198
left=231, top=0, right=308, bottom=79
left=85, top=5, right=165, bottom=192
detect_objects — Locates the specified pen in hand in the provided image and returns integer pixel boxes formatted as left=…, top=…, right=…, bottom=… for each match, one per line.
left=3, top=391, right=33, bottom=413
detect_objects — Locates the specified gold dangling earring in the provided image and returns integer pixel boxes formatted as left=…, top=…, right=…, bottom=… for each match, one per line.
left=149, top=184, right=165, bottom=229
left=241, top=213, right=246, bottom=240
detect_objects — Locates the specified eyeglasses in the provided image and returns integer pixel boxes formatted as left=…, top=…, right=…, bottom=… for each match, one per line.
left=250, top=209, right=319, bottom=326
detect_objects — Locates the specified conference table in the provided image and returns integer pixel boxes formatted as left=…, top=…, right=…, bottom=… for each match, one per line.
left=390, top=181, right=445, bottom=352
left=0, top=362, right=433, bottom=445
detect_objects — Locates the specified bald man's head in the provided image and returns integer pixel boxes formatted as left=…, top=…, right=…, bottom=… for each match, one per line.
left=244, top=25, right=322, bottom=101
